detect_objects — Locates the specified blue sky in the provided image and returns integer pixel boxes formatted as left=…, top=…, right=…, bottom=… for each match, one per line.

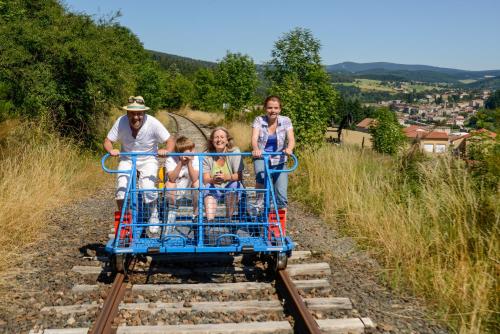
left=63, top=0, right=500, bottom=70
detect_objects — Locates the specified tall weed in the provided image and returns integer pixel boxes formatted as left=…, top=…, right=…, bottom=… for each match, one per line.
left=291, top=145, right=499, bottom=333
left=0, top=121, right=109, bottom=271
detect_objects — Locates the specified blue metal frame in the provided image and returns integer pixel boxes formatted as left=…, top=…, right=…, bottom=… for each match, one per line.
left=102, top=152, right=298, bottom=257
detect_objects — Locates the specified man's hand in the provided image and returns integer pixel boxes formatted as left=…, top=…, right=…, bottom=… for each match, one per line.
left=109, top=149, right=120, bottom=157
left=283, top=148, right=293, bottom=156
left=157, top=149, right=169, bottom=157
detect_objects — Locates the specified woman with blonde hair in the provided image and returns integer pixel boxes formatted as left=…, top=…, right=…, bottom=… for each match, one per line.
left=202, top=127, right=244, bottom=221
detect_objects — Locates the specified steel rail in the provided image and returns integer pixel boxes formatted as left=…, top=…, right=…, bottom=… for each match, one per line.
left=276, top=270, right=322, bottom=334
left=89, top=273, right=127, bottom=334
left=168, top=111, right=180, bottom=135
left=168, top=112, right=209, bottom=141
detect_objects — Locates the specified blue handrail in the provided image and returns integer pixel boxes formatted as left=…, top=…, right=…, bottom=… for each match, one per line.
left=102, top=152, right=298, bottom=174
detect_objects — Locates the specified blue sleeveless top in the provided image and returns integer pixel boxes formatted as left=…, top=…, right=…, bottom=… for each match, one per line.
left=264, top=133, right=278, bottom=152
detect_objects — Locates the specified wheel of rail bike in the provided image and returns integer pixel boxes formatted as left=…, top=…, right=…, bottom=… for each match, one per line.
left=271, top=252, right=288, bottom=272
left=112, top=254, right=128, bottom=274
left=242, top=252, right=262, bottom=266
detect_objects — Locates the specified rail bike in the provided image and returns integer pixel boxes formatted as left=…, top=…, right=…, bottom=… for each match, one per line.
left=101, top=152, right=298, bottom=273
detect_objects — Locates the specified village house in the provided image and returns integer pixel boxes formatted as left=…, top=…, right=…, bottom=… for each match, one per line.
left=355, top=118, right=376, bottom=133
left=403, top=125, right=450, bottom=154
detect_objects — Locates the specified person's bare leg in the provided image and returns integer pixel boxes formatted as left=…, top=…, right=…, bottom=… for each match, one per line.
left=191, top=180, right=199, bottom=216
left=165, top=181, right=177, bottom=207
left=204, top=196, right=217, bottom=220
left=226, top=193, right=237, bottom=218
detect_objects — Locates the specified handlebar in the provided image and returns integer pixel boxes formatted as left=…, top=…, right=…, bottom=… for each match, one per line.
left=101, top=152, right=298, bottom=174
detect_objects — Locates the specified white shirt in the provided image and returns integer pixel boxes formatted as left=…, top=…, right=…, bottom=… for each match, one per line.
left=107, top=115, right=170, bottom=157
left=165, top=156, right=200, bottom=186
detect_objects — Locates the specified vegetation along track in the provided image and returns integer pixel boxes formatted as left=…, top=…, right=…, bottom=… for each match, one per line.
left=29, top=115, right=375, bottom=333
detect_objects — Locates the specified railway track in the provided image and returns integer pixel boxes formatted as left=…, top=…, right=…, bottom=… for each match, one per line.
left=167, top=112, right=210, bottom=143
left=30, top=114, right=375, bottom=334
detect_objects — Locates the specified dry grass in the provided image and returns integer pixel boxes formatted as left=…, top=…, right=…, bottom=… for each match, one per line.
left=227, top=121, right=252, bottom=151
left=326, top=128, right=373, bottom=148
left=178, top=107, right=224, bottom=126
left=154, top=110, right=172, bottom=132
left=0, top=118, right=20, bottom=140
left=291, top=145, right=499, bottom=333
left=0, top=122, right=109, bottom=272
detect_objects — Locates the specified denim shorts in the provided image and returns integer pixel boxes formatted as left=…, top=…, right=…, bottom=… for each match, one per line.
left=203, top=181, right=243, bottom=201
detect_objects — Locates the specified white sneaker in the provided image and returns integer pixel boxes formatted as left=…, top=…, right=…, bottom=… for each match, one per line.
left=147, top=204, right=160, bottom=237
left=148, top=203, right=160, bottom=224
left=148, top=225, right=160, bottom=232
left=163, top=210, right=177, bottom=236
left=147, top=225, right=160, bottom=238
left=167, top=210, right=177, bottom=224
left=148, top=213, right=160, bottom=225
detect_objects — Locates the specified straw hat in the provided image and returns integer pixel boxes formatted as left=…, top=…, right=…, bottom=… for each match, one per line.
left=122, top=96, right=150, bottom=111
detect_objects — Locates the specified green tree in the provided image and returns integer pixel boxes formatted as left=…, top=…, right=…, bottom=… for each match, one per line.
left=191, top=68, right=222, bottom=112
left=0, top=0, right=160, bottom=147
left=136, top=61, right=165, bottom=113
left=266, top=27, right=338, bottom=147
left=468, top=108, right=500, bottom=132
left=215, top=52, right=258, bottom=121
left=485, top=90, right=500, bottom=109
left=163, top=71, right=194, bottom=109
left=467, top=133, right=500, bottom=189
left=369, top=108, right=406, bottom=155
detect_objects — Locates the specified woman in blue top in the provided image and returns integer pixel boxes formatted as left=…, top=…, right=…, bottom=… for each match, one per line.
left=251, top=96, right=295, bottom=212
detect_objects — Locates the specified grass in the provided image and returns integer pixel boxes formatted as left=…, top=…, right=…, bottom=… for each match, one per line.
left=326, top=128, right=373, bottom=148
left=154, top=110, right=175, bottom=133
left=334, top=79, right=441, bottom=94
left=226, top=121, right=252, bottom=151
left=355, top=79, right=395, bottom=92
left=0, top=121, right=109, bottom=272
left=290, top=145, right=499, bottom=333
left=459, top=79, right=477, bottom=84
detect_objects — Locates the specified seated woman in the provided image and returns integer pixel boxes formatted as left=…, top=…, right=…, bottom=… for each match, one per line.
left=202, top=127, right=244, bottom=222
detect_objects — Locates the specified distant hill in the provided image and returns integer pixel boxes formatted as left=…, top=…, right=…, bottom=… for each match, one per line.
left=148, top=50, right=266, bottom=76
left=462, top=76, right=500, bottom=90
left=147, top=51, right=500, bottom=88
left=147, top=50, right=216, bottom=76
left=327, top=62, right=500, bottom=84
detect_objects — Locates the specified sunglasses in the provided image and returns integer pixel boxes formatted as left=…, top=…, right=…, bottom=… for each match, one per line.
left=128, top=96, right=145, bottom=104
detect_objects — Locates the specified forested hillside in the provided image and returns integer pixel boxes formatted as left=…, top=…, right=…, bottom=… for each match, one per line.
left=327, top=61, right=500, bottom=83
left=148, top=50, right=217, bottom=76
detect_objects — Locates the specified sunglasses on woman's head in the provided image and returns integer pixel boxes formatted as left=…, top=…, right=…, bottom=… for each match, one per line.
left=128, top=97, right=145, bottom=104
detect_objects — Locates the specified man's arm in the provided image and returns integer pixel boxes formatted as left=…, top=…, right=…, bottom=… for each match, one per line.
left=103, top=138, right=120, bottom=156
left=158, top=136, right=175, bottom=156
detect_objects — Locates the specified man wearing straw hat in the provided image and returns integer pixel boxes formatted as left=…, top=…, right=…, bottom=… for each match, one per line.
left=103, top=96, right=175, bottom=237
